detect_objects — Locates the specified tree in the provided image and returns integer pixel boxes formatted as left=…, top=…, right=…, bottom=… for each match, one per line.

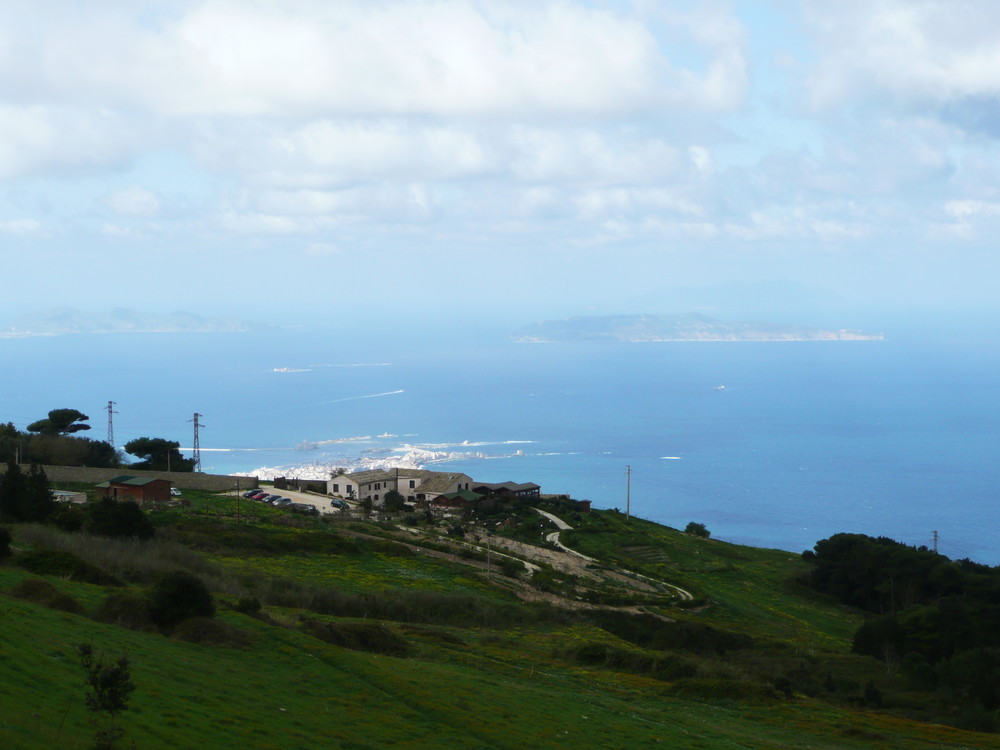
left=383, top=489, right=406, bottom=512
left=0, top=461, right=25, bottom=521
left=22, top=464, right=55, bottom=522
left=78, top=644, right=135, bottom=750
left=0, top=462, right=55, bottom=522
left=123, top=437, right=195, bottom=472
left=685, top=522, right=711, bottom=538
left=27, top=408, right=91, bottom=436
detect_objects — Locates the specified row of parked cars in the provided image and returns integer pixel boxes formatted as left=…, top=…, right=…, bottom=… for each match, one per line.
left=241, top=489, right=319, bottom=516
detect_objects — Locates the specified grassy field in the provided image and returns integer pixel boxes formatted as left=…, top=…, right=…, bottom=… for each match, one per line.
left=1, top=491, right=997, bottom=749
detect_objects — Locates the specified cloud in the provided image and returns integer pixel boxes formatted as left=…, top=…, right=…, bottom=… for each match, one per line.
left=0, top=218, right=43, bottom=236
left=800, top=2, right=1000, bottom=114
left=105, top=186, right=162, bottom=217
left=0, top=104, right=140, bottom=179
left=2, top=1, right=747, bottom=119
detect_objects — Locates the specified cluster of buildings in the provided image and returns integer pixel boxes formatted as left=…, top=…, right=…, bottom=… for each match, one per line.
left=327, top=468, right=542, bottom=510
left=86, top=467, right=578, bottom=514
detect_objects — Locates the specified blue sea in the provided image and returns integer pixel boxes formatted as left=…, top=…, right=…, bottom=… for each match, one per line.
left=2, top=318, right=998, bottom=563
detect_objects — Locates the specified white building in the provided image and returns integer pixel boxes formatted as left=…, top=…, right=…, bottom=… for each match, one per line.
left=328, top=468, right=474, bottom=505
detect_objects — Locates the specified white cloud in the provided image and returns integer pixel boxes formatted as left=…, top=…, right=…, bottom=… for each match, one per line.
left=105, top=186, right=162, bottom=217
left=0, top=218, right=43, bottom=236
left=0, top=104, right=139, bottom=179
left=3, top=1, right=746, bottom=119
left=801, top=1, right=1000, bottom=110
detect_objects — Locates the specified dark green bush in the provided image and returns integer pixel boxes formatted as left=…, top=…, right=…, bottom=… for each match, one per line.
left=85, top=498, right=155, bottom=540
left=16, top=548, right=120, bottom=585
left=302, top=619, right=409, bottom=657
left=9, top=578, right=86, bottom=615
left=234, top=596, right=262, bottom=614
left=93, top=592, right=156, bottom=632
left=172, top=617, right=255, bottom=648
left=148, top=570, right=215, bottom=630
left=0, top=526, right=11, bottom=559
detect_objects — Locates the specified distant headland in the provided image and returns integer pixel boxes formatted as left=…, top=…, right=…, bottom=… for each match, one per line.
left=0, top=308, right=260, bottom=337
left=513, top=313, right=884, bottom=343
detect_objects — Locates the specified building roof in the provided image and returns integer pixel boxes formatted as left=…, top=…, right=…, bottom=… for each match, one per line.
left=345, top=468, right=470, bottom=493
left=473, top=481, right=541, bottom=493
left=95, top=475, right=169, bottom=488
left=436, top=489, right=483, bottom=503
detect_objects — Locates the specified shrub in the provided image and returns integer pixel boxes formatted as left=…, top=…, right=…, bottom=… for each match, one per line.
left=85, top=498, right=155, bottom=540
left=148, top=570, right=215, bottom=630
left=171, top=617, right=255, bottom=648
left=233, top=596, right=262, bottom=615
left=10, top=578, right=86, bottom=615
left=497, top=556, right=524, bottom=578
left=93, top=592, right=156, bottom=632
left=49, top=504, right=86, bottom=533
left=0, top=526, right=11, bottom=559
left=669, top=677, right=775, bottom=704
left=15, top=548, right=120, bottom=585
left=302, top=619, right=409, bottom=657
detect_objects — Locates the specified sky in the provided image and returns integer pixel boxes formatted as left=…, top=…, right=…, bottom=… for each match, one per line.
left=3, top=0, right=1000, bottom=328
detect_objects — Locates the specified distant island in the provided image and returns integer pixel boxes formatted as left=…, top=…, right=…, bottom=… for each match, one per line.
left=513, top=313, right=884, bottom=342
left=0, top=308, right=260, bottom=337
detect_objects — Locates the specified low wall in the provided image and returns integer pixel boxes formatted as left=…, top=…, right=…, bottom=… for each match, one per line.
left=0, top=464, right=259, bottom=492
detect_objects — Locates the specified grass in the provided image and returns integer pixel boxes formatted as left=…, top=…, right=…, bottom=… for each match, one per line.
left=1, top=496, right=998, bottom=747
left=2, top=585, right=995, bottom=750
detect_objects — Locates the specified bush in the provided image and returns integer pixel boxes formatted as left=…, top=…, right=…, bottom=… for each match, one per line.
left=302, top=619, right=409, bottom=657
left=93, top=592, right=156, bottom=632
left=85, top=498, right=155, bottom=540
left=233, top=596, right=262, bottom=615
left=0, top=526, right=11, bottom=559
left=171, top=617, right=255, bottom=648
left=148, top=570, right=215, bottom=630
left=9, top=578, right=86, bottom=615
left=15, top=548, right=120, bottom=585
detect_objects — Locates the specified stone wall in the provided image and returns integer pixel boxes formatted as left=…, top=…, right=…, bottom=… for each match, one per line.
left=0, top=464, right=259, bottom=492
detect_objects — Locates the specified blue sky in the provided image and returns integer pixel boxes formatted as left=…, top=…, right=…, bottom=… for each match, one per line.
left=2, top=0, right=1000, bottom=327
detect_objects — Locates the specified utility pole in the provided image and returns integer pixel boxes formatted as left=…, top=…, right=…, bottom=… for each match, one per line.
left=106, top=401, right=118, bottom=448
left=933, top=530, right=939, bottom=554
left=625, top=465, right=631, bottom=521
left=189, top=413, right=204, bottom=473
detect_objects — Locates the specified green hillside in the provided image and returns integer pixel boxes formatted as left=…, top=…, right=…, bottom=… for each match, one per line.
left=0, top=490, right=996, bottom=749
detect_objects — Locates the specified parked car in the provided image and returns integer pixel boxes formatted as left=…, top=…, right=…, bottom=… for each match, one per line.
left=242, top=490, right=263, bottom=499
left=271, top=497, right=291, bottom=506
left=289, top=503, right=319, bottom=516
left=330, top=499, right=350, bottom=510
left=170, top=488, right=182, bottom=496
left=249, top=491, right=271, bottom=500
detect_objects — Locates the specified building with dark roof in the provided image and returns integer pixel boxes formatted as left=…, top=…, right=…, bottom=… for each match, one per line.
left=95, top=475, right=172, bottom=504
left=327, top=468, right=474, bottom=505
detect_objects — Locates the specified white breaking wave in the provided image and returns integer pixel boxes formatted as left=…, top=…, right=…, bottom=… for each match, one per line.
left=661, top=456, right=682, bottom=460
left=239, top=440, right=541, bottom=481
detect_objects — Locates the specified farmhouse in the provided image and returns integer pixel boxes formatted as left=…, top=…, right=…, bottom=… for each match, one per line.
left=95, top=475, right=172, bottom=505
left=328, top=468, right=474, bottom=504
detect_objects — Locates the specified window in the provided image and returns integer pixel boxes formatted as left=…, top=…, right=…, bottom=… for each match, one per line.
left=409, top=480, right=415, bottom=489
left=332, top=484, right=339, bottom=493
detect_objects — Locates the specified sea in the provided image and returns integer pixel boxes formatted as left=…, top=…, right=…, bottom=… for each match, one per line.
left=2, top=316, right=998, bottom=564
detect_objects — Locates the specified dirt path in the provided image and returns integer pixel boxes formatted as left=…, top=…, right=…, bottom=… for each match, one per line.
left=533, top=508, right=694, bottom=601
